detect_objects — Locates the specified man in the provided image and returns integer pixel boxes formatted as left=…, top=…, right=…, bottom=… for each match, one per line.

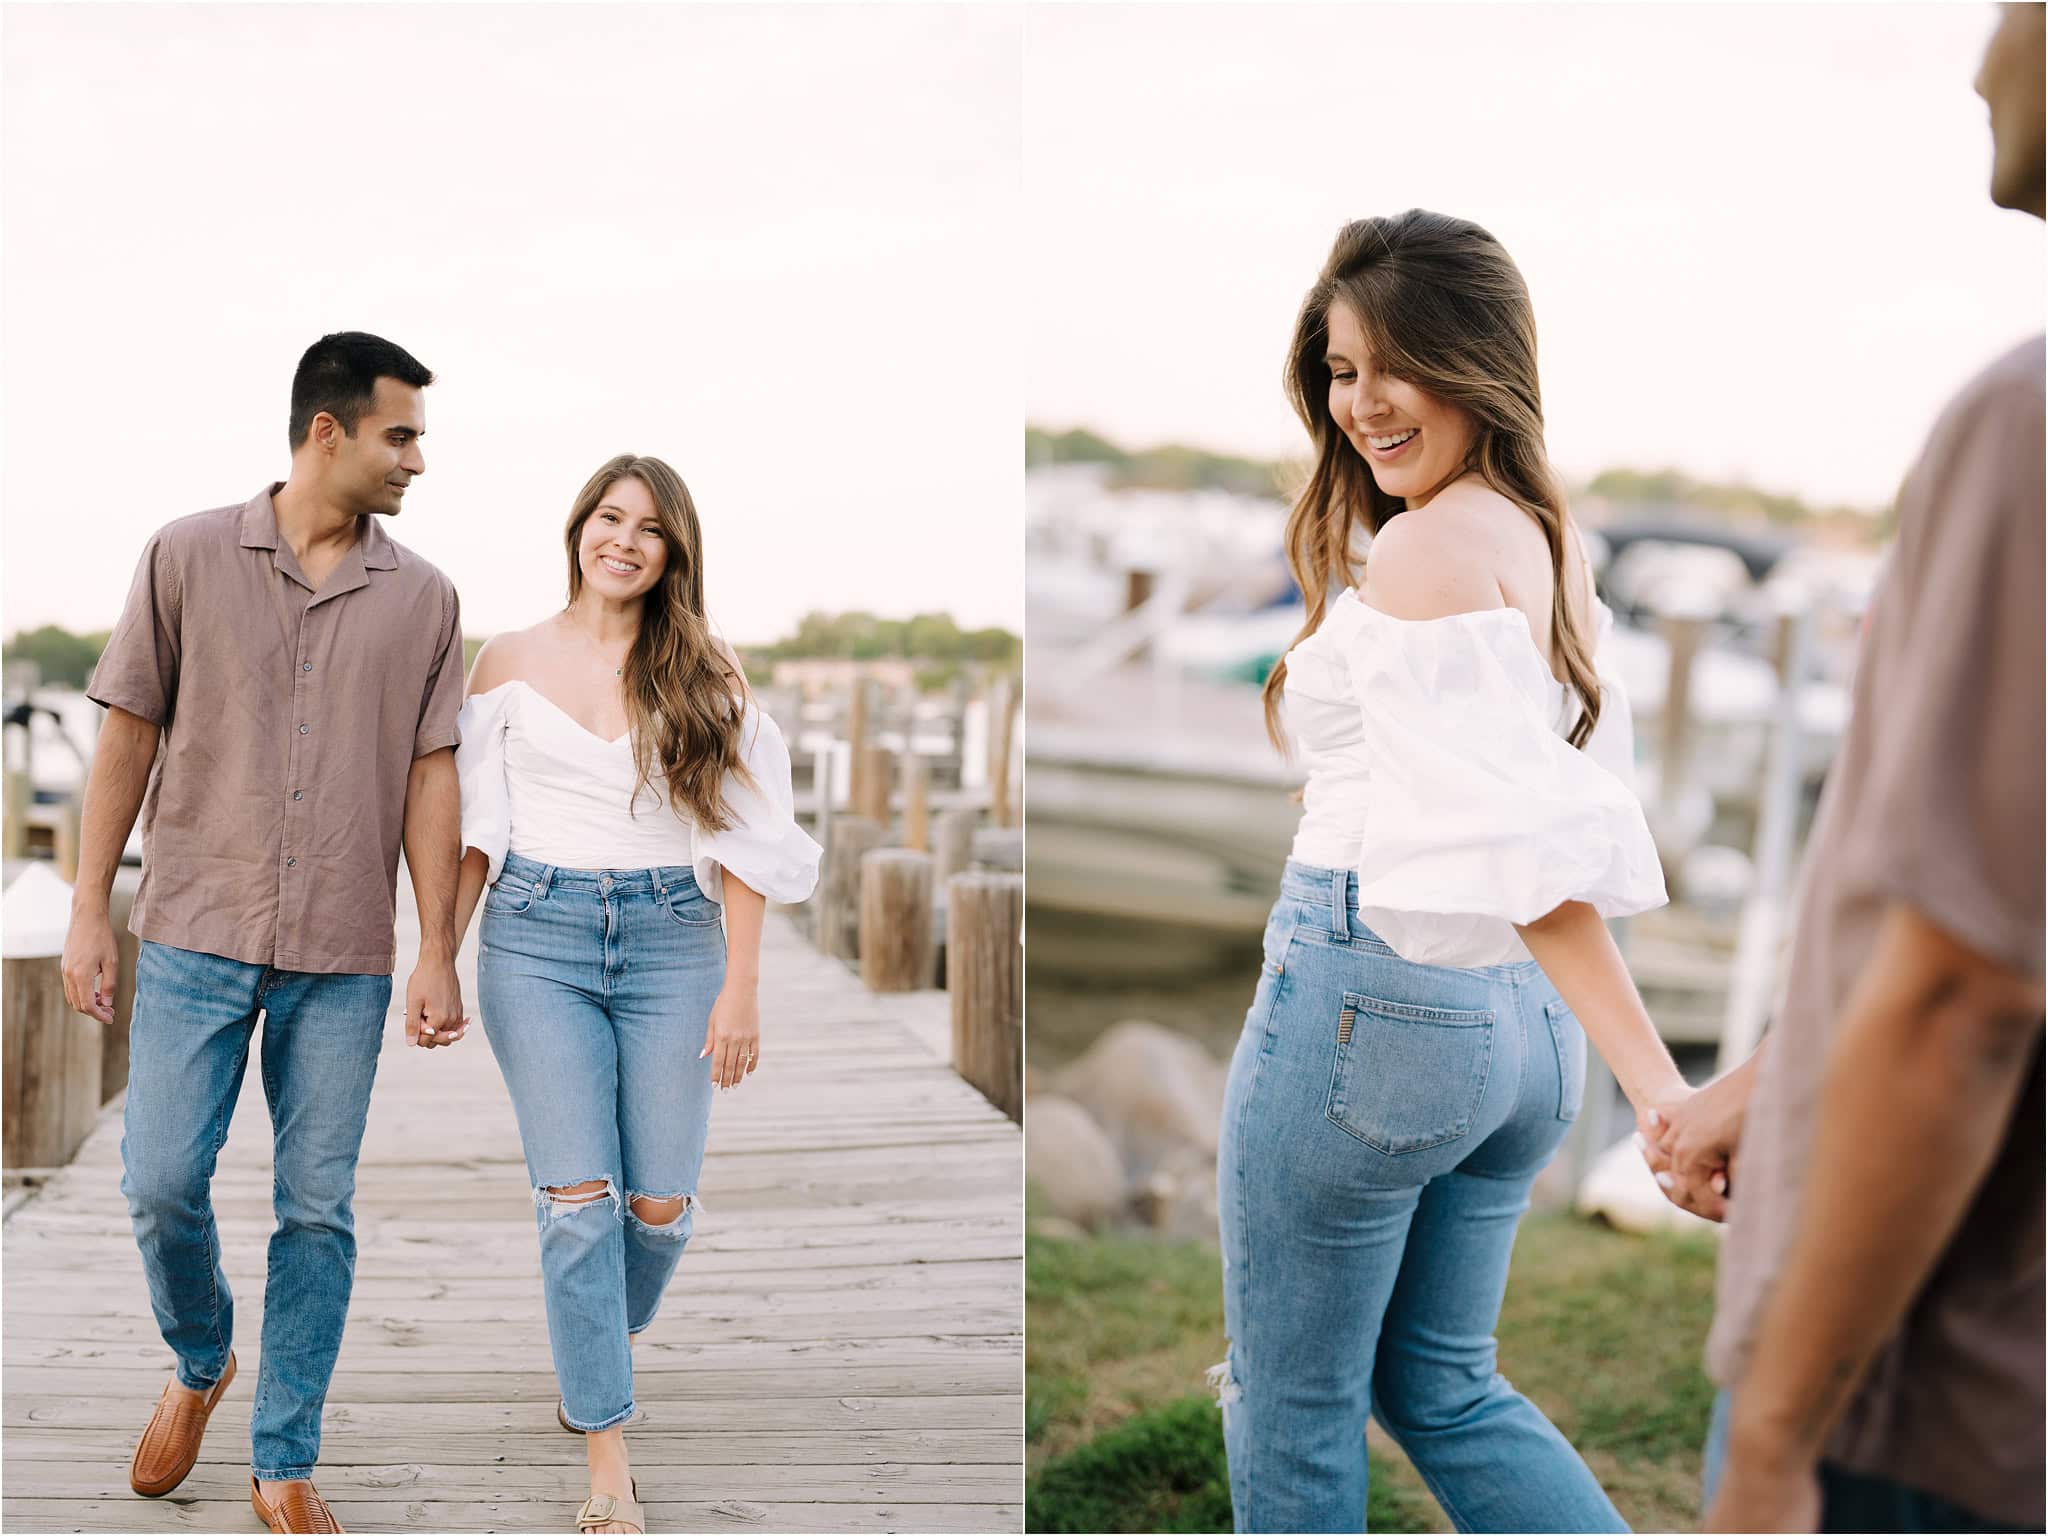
left=1644, top=6, right=2046, bottom=1531
left=62, top=331, right=470, bottom=1535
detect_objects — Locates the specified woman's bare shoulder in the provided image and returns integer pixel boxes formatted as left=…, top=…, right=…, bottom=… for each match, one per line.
left=467, top=618, right=558, bottom=695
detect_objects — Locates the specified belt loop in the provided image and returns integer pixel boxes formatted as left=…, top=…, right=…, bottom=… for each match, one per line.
left=538, top=864, right=555, bottom=897
left=1328, top=867, right=1350, bottom=943
left=652, top=866, right=667, bottom=900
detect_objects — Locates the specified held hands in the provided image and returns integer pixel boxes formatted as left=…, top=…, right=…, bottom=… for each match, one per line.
left=61, top=907, right=120, bottom=1025
left=405, top=958, right=468, bottom=1050
left=1635, top=1067, right=1754, bottom=1222
left=702, top=983, right=760, bottom=1090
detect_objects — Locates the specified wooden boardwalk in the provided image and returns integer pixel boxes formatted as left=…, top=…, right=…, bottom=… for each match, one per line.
left=2, top=895, right=1022, bottom=1533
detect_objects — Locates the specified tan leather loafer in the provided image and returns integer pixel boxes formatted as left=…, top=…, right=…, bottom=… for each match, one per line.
left=128, top=1351, right=236, bottom=1497
left=251, top=1476, right=345, bottom=1533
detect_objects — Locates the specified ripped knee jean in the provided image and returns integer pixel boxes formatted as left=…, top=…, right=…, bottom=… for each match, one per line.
left=477, top=855, right=725, bottom=1431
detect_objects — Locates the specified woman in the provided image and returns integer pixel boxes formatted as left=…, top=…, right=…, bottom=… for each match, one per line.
left=1213, top=211, right=1687, bottom=1533
left=448, top=454, right=820, bottom=1535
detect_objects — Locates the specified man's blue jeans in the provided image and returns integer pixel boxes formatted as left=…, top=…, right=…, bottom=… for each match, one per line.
left=120, top=940, right=390, bottom=1481
left=1703, top=1390, right=2028, bottom=1533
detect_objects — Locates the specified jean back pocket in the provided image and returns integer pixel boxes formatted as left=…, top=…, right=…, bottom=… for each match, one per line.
left=1326, top=991, right=1496, bottom=1155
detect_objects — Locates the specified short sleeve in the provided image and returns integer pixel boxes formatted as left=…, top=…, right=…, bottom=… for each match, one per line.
left=1338, top=598, right=1667, bottom=960
left=455, top=686, right=512, bottom=887
left=87, top=534, right=182, bottom=725
left=1837, top=343, right=2044, bottom=980
left=414, top=582, right=464, bottom=759
left=691, top=703, right=823, bottom=906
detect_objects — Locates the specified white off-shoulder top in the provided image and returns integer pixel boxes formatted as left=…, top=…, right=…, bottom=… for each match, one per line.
left=455, top=680, right=822, bottom=906
left=1285, top=587, right=1666, bottom=968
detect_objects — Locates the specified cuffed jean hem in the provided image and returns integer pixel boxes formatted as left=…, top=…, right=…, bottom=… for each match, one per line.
left=564, top=1403, right=636, bottom=1433
left=251, top=1465, right=317, bottom=1482
left=174, top=1360, right=230, bottom=1393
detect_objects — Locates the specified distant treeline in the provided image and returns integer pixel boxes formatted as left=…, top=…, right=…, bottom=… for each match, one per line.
left=742, top=611, right=1019, bottom=669
left=11, top=612, right=1019, bottom=693
left=1026, top=426, right=1289, bottom=499
left=1027, top=424, right=1891, bottom=538
left=4, top=627, right=111, bottom=689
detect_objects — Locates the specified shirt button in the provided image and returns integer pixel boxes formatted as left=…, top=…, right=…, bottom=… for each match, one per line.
left=299, top=724, right=310, bottom=734
left=292, top=791, right=303, bottom=801
left=286, top=857, right=297, bottom=868
left=303, top=662, right=313, bottom=672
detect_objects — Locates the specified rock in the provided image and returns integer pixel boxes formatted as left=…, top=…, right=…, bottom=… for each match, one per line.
left=1051, top=1020, right=1228, bottom=1182
left=1132, top=1143, right=1220, bottom=1241
left=1575, top=1133, right=1722, bottom=1237
left=1025, top=1094, right=1127, bottom=1230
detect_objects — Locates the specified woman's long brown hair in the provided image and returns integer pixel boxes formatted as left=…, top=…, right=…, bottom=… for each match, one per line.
left=1262, top=211, right=1601, bottom=753
left=563, top=454, right=754, bottom=831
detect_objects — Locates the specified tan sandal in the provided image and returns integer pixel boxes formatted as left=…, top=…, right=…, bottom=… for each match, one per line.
left=575, top=1476, right=643, bottom=1533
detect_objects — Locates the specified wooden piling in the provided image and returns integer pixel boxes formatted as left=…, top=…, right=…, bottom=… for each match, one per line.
left=948, top=871, right=1022, bottom=1121
left=903, top=753, right=930, bottom=852
left=1658, top=615, right=1705, bottom=814
left=811, top=745, right=836, bottom=871
left=819, top=816, right=884, bottom=962
left=988, top=677, right=1018, bottom=830
left=53, top=800, right=81, bottom=885
left=3, top=956, right=102, bottom=1170
left=932, top=808, right=978, bottom=891
left=845, top=675, right=871, bottom=820
left=859, top=850, right=934, bottom=993
left=2, top=771, right=28, bottom=861
left=855, top=745, right=895, bottom=828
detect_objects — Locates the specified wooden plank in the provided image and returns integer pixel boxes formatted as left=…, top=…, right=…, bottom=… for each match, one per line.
left=0, top=1425, right=1021, bottom=1465
left=1, top=1363, right=1023, bottom=1401
left=4, top=1463, right=1023, bottom=1503
left=3, top=1394, right=1023, bottom=1434
left=0, top=1499, right=1020, bottom=1533
left=17, top=1305, right=1022, bottom=1346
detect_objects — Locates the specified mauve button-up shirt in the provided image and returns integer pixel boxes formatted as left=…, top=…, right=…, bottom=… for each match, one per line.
left=88, top=484, right=464, bottom=975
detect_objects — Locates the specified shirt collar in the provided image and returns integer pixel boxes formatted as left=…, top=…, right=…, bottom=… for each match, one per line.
left=240, top=482, right=401, bottom=587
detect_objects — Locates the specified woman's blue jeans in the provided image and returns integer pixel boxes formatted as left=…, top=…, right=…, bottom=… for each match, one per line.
left=477, top=854, right=724, bottom=1432
left=1215, top=861, right=1628, bottom=1533
left=120, top=939, right=391, bottom=1482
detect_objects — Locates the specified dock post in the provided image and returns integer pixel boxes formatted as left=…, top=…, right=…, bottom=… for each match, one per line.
left=903, top=752, right=930, bottom=852
left=988, top=677, right=1018, bottom=829
left=860, top=850, right=935, bottom=993
left=948, top=871, right=1022, bottom=1121
left=845, top=673, right=871, bottom=822
left=820, top=816, right=884, bottom=962
left=3, top=954, right=102, bottom=1170
left=855, top=745, right=895, bottom=828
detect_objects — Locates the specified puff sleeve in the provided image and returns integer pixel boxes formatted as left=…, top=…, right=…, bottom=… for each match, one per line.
left=691, top=703, right=823, bottom=906
left=455, top=686, right=513, bottom=888
left=1338, top=596, right=1667, bottom=966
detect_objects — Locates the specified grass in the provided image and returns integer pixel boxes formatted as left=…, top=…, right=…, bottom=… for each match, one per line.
left=1026, top=1200, right=1721, bottom=1533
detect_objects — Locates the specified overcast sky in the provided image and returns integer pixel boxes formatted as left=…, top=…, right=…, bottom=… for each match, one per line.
left=1026, top=2, right=2044, bottom=512
left=4, top=3, right=1022, bottom=642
